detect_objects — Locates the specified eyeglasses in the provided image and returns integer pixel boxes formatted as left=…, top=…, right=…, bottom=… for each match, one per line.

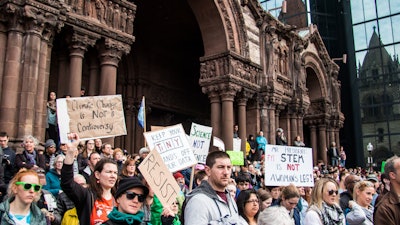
left=172, top=201, right=179, bottom=205
left=328, top=190, right=338, bottom=196
left=15, top=182, right=42, bottom=192
left=245, top=199, right=259, bottom=204
left=125, top=191, right=145, bottom=202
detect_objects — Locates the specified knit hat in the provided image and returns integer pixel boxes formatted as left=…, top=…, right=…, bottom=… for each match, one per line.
left=45, top=139, right=56, bottom=148
left=276, top=128, right=283, bottom=133
left=173, top=172, right=184, bottom=180
left=115, top=177, right=149, bottom=199
left=139, top=147, right=150, bottom=155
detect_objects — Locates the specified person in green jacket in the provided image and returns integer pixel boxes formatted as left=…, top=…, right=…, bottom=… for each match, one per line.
left=0, top=168, right=47, bottom=225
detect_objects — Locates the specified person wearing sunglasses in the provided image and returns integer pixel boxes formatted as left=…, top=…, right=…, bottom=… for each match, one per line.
left=61, top=133, right=119, bottom=225
left=304, top=177, right=345, bottom=225
left=0, top=168, right=47, bottom=224
left=346, top=180, right=375, bottom=225
left=102, top=177, right=149, bottom=225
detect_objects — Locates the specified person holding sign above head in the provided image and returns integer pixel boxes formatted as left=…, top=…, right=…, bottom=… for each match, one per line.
left=183, top=151, right=240, bottom=225
left=61, top=133, right=119, bottom=225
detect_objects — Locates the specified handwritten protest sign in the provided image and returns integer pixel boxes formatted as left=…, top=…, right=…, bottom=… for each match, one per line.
left=189, top=123, right=212, bottom=164
left=264, top=145, right=314, bottom=187
left=138, top=149, right=180, bottom=207
left=226, top=151, right=244, bottom=166
left=143, top=124, right=197, bottom=172
left=57, top=95, right=127, bottom=143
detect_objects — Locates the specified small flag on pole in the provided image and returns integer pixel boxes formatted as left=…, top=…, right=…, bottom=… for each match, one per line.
left=138, top=96, right=145, bottom=128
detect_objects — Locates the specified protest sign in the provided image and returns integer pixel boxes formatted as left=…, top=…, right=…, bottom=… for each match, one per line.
left=57, top=95, right=126, bottom=143
left=264, top=145, right=314, bottom=187
left=189, top=123, right=212, bottom=164
left=138, top=149, right=180, bottom=207
left=233, top=138, right=241, bottom=151
left=381, top=161, right=386, bottom=173
left=143, top=124, right=197, bottom=172
left=226, top=151, right=244, bottom=166
left=213, top=136, right=225, bottom=151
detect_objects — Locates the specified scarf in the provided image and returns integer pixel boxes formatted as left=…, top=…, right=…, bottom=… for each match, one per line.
left=319, top=202, right=344, bottom=225
left=107, top=207, right=144, bottom=225
left=25, top=150, right=37, bottom=165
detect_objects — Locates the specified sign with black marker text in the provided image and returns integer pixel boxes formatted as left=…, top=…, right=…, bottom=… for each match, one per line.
left=144, top=124, right=197, bottom=172
left=264, top=145, right=314, bottom=187
left=57, top=95, right=126, bottom=143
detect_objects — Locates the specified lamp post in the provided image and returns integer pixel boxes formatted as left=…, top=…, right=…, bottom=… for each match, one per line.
left=367, top=142, right=373, bottom=172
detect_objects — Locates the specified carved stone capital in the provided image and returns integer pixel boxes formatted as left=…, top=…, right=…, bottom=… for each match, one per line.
left=97, top=38, right=130, bottom=67
left=219, top=83, right=241, bottom=101
left=68, top=32, right=95, bottom=57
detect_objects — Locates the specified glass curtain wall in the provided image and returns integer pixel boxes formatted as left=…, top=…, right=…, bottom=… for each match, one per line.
left=351, top=0, right=400, bottom=169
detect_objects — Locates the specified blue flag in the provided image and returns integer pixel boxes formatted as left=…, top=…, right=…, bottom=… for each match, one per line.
left=138, top=98, right=145, bottom=128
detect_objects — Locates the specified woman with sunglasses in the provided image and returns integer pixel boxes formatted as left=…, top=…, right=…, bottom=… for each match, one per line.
left=61, top=133, right=119, bottom=225
left=304, top=177, right=345, bottom=225
left=345, top=181, right=375, bottom=225
left=102, top=177, right=149, bottom=225
left=236, top=189, right=260, bottom=225
left=0, top=168, right=47, bottom=224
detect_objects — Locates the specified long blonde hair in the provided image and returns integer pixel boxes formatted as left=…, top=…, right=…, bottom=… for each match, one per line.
left=310, top=177, right=339, bottom=209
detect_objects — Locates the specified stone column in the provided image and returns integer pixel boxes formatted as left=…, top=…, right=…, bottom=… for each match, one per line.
left=69, top=33, right=96, bottom=97
left=310, top=125, right=317, bottom=165
left=0, top=24, right=7, bottom=102
left=0, top=20, right=24, bottom=138
left=57, top=52, right=70, bottom=97
left=318, top=125, right=327, bottom=165
left=17, top=19, right=44, bottom=137
left=290, top=114, right=297, bottom=145
left=209, top=91, right=221, bottom=139
left=98, top=39, right=130, bottom=95
left=260, top=103, right=268, bottom=140
left=220, top=88, right=236, bottom=151
left=237, top=97, right=247, bottom=152
left=267, top=105, right=276, bottom=144
left=88, top=54, right=99, bottom=96
left=297, top=115, right=304, bottom=140
left=274, top=110, right=280, bottom=144
left=335, top=128, right=340, bottom=147
left=34, top=27, right=55, bottom=140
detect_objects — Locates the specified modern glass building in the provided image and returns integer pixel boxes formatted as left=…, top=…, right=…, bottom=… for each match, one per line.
left=352, top=1, right=400, bottom=169
left=259, top=0, right=400, bottom=168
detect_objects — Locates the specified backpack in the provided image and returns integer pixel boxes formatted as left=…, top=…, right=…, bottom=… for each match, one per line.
left=61, top=207, right=79, bottom=225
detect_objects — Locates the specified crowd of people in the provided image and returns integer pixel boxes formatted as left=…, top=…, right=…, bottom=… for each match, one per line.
left=0, top=114, right=398, bottom=224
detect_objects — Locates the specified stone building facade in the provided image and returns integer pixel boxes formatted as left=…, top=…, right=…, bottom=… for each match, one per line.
left=0, top=0, right=343, bottom=165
